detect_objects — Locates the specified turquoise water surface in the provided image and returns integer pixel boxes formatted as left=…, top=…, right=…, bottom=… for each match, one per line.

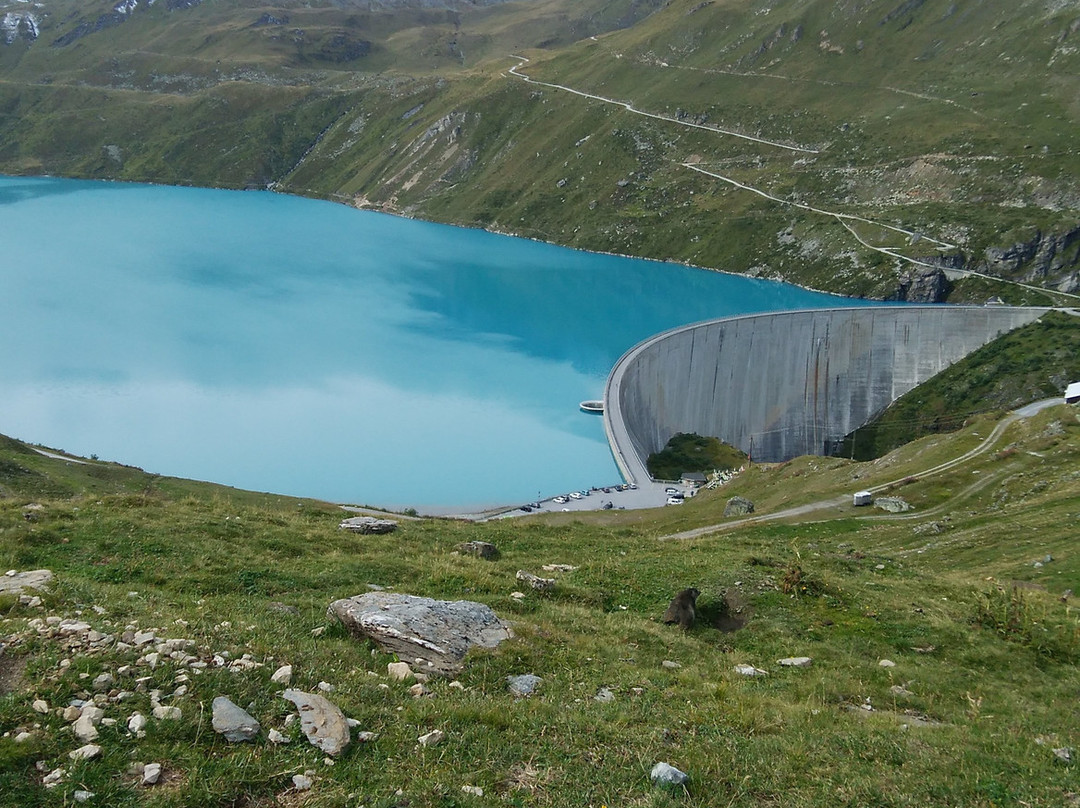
left=0, top=176, right=869, bottom=508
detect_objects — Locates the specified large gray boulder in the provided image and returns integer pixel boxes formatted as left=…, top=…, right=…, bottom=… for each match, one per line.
left=339, top=516, right=398, bottom=534
left=327, top=593, right=512, bottom=676
left=723, top=497, right=755, bottom=517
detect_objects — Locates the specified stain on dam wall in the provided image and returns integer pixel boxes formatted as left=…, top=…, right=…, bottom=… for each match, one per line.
left=604, top=306, right=1047, bottom=483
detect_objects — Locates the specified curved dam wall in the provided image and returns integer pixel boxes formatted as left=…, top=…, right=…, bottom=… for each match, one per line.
left=604, top=306, right=1047, bottom=483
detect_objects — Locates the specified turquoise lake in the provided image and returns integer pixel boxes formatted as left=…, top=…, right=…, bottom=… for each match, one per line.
left=0, top=176, right=871, bottom=509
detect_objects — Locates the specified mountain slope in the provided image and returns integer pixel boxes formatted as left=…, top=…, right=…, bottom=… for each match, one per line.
left=1, top=0, right=1078, bottom=300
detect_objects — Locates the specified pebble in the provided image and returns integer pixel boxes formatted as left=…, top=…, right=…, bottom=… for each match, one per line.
left=270, top=665, right=293, bottom=685
left=778, top=657, right=812, bottom=668
left=69, top=744, right=102, bottom=761
left=142, top=762, right=162, bottom=785
left=733, top=664, right=767, bottom=677
left=152, top=706, right=182, bottom=721
left=73, top=790, right=95, bottom=803
left=507, top=674, right=542, bottom=697
left=211, top=696, right=261, bottom=742
left=42, top=768, right=66, bottom=788
left=878, top=659, right=897, bottom=668
left=594, top=687, right=615, bottom=703
left=293, top=774, right=313, bottom=791
left=387, top=662, right=414, bottom=682
left=650, top=761, right=690, bottom=787
left=418, top=729, right=445, bottom=747
left=461, top=785, right=484, bottom=796
left=128, top=713, right=147, bottom=734
left=661, top=660, right=682, bottom=670
left=32, top=699, right=49, bottom=714
left=268, top=729, right=290, bottom=744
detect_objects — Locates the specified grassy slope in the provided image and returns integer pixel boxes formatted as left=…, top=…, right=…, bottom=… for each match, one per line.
left=1, top=403, right=1078, bottom=807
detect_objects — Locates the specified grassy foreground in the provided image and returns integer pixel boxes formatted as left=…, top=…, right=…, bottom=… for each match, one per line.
left=0, top=404, right=1078, bottom=807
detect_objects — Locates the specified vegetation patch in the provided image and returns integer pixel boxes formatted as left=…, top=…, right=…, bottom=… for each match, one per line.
left=646, top=432, right=747, bottom=480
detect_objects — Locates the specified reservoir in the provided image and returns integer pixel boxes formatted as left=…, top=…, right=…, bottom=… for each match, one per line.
left=0, top=176, right=869, bottom=509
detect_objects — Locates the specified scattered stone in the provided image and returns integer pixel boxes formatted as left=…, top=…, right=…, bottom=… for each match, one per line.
left=127, top=713, right=147, bottom=734
left=0, top=569, right=53, bottom=596
left=724, top=496, right=755, bottom=517
left=281, top=689, right=351, bottom=757
left=418, top=729, right=445, bottom=747
left=328, top=592, right=512, bottom=676
left=32, top=699, right=49, bottom=714
left=509, top=591, right=526, bottom=601
left=507, top=674, right=542, bottom=697
left=461, top=785, right=484, bottom=797
left=92, top=673, right=114, bottom=692
left=270, top=665, right=293, bottom=685
left=650, top=761, right=690, bottom=787
left=63, top=705, right=83, bottom=722
left=594, top=687, right=615, bottom=703
left=890, top=684, right=914, bottom=697
left=73, top=790, right=94, bottom=803
left=339, top=516, right=398, bottom=534
left=42, top=768, right=66, bottom=788
left=1055, top=747, right=1074, bottom=764
left=69, top=744, right=102, bottom=762
left=778, top=657, right=812, bottom=668
left=409, top=683, right=429, bottom=698
left=152, top=706, right=181, bottom=721
left=878, top=659, right=897, bottom=668
left=516, top=570, right=556, bottom=592
left=317, top=681, right=335, bottom=693
left=73, top=711, right=100, bottom=743
left=387, top=662, right=414, bottom=682
left=212, top=696, right=261, bottom=742
left=14, top=731, right=33, bottom=743
left=541, top=564, right=578, bottom=573
left=733, top=664, right=767, bottom=677
left=661, top=660, right=682, bottom=670
left=875, top=497, right=911, bottom=513
left=268, top=728, right=290, bottom=744
left=142, top=762, right=162, bottom=786
left=356, top=731, right=379, bottom=743
left=292, top=774, right=313, bottom=791
left=456, top=541, right=498, bottom=560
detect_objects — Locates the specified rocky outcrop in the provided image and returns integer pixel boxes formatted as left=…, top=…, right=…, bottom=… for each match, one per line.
left=974, top=226, right=1080, bottom=294
left=327, top=592, right=512, bottom=675
left=889, top=264, right=952, bottom=303
left=723, top=497, right=755, bottom=517
left=339, top=516, right=398, bottom=534
left=0, top=569, right=54, bottom=596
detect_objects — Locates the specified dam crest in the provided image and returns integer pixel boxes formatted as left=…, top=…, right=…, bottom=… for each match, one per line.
left=603, top=306, right=1048, bottom=483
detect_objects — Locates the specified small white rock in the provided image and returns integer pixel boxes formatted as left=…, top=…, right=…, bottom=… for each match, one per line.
left=69, top=744, right=102, bottom=761
left=14, top=731, right=33, bottom=743
left=152, top=706, right=181, bottom=721
left=270, top=665, right=293, bottom=685
left=268, top=729, right=290, bottom=745
left=387, top=662, right=413, bottom=681
left=292, top=774, right=313, bottom=791
left=128, top=713, right=147, bottom=734
left=32, top=699, right=49, bottom=714
left=878, top=659, right=896, bottom=668
left=142, top=762, right=162, bottom=785
left=418, top=729, right=445, bottom=747
left=733, top=664, right=767, bottom=677
left=317, top=681, right=335, bottom=693
left=73, top=789, right=95, bottom=803
left=778, top=657, right=813, bottom=668
left=461, top=785, right=484, bottom=797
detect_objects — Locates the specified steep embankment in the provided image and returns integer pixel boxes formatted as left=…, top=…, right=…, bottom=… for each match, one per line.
left=1, top=0, right=1079, bottom=301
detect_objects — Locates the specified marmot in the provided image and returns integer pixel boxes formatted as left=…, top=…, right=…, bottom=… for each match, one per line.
left=662, top=587, right=700, bottom=629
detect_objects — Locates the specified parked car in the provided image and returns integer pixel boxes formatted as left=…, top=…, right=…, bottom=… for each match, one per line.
left=667, top=496, right=684, bottom=505
left=665, top=487, right=680, bottom=495
left=569, top=492, right=583, bottom=500
left=553, top=496, right=568, bottom=504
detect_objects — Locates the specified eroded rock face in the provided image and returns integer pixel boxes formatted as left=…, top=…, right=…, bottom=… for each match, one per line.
left=327, top=593, right=511, bottom=676
left=723, top=497, right=755, bottom=517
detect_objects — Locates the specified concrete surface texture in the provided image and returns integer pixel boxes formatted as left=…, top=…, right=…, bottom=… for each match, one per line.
left=604, top=306, right=1048, bottom=483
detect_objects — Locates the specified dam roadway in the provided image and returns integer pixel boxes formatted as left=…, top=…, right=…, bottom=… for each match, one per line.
left=603, top=306, right=1049, bottom=484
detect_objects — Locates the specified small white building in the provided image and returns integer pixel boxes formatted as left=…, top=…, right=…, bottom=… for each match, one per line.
left=1066, top=382, right=1080, bottom=405
left=853, top=491, right=873, bottom=507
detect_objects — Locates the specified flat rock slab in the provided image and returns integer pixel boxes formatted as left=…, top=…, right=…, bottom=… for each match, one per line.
left=339, top=516, right=398, bottom=534
left=281, top=690, right=351, bottom=757
left=328, top=593, right=512, bottom=676
left=0, top=570, right=54, bottom=596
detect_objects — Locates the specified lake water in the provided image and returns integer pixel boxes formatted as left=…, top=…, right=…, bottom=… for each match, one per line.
left=0, top=176, right=870, bottom=509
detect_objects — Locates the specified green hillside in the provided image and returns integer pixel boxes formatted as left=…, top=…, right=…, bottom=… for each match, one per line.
left=1, top=402, right=1078, bottom=806
left=0, top=0, right=1078, bottom=300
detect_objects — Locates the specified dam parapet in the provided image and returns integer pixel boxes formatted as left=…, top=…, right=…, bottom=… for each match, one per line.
left=603, top=306, right=1048, bottom=484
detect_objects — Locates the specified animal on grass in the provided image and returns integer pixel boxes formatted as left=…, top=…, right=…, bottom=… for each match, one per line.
left=662, top=587, right=700, bottom=629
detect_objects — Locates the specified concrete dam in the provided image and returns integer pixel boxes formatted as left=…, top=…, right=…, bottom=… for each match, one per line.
left=603, top=306, right=1048, bottom=483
